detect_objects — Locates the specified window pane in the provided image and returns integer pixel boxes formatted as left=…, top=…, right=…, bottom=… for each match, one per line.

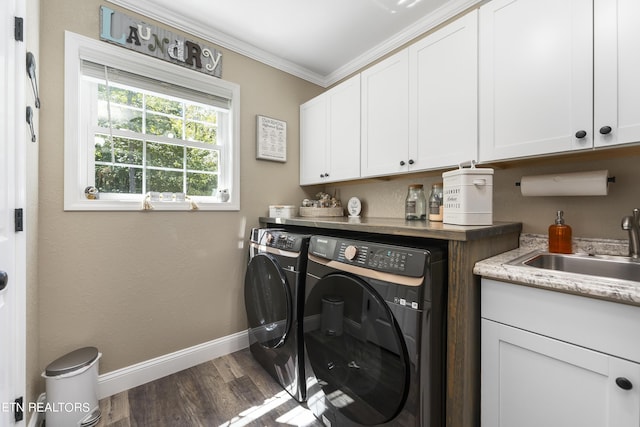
left=187, top=172, right=218, bottom=196
left=186, top=104, right=217, bottom=123
left=95, top=165, right=143, bottom=194
left=146, top=141, right=184, bottom=169
left=97, top=102, right=143, bottom=132
left=186, top=121, right=217, bottom=144
left=98, top=84, right=143, bottom=108
left=146, top=94, right=182, bottom=116
left=146, top=112, right=183, bottom=139
left=186, top=148, right=218, bottom=172
left=95, top=135, right=143, bottom=166
left=146, top=169, right=184, bottom=193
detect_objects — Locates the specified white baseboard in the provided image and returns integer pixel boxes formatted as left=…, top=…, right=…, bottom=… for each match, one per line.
left=97, top=330, right=249, bottom=399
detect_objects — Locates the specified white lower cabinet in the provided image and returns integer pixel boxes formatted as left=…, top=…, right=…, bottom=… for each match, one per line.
left=482, top=319, right=640, bottom=427
left=481, top=279, right=640, bottom=427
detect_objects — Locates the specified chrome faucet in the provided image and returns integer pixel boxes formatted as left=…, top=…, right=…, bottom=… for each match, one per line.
left=621, top=208, right=640, bottom=258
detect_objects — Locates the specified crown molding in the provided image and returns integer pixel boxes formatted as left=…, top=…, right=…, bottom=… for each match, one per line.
left=324, top=0, right=484, bottom=86
left=105, top=0, right=327, bottom=85
left=106, top=0, right=482, bottom=88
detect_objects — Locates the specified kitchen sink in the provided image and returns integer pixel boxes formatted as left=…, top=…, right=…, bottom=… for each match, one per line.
left=508, top=252, right=640, bottom=282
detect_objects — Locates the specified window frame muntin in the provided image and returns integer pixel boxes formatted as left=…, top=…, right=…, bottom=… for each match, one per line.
left=64, top=31, right=240, bottom=211
left=88, top=81, right=225, bottom=197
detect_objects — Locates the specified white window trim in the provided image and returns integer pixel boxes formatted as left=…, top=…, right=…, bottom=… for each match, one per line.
left=64, top=31, right=240, bottom=211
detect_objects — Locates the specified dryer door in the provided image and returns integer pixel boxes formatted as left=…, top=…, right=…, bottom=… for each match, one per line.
left=304, top=272, right=410, bottom=425
left=244, top=253, right=292, bottom=349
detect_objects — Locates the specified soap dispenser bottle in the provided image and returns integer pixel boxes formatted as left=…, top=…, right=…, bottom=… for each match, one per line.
left=549, top=210, right=572, bottom=254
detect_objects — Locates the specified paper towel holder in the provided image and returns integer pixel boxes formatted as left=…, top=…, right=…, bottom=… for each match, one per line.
left=515, top=176, right=615, bottom=186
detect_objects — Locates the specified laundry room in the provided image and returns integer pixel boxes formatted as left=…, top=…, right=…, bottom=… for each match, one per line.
left=6, top=0, right=640, bottom=426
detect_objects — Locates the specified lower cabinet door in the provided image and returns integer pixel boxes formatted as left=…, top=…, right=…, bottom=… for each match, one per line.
left=482, top=319, right=640, bottom=427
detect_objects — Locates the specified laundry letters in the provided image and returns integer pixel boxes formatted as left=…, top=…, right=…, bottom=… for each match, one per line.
left=99, top=6, right=222, bottom=78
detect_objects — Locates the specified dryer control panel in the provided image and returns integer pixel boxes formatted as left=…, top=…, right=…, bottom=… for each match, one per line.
left=251, top=228, right=309, bottom=252
left=310, top=236, right=428, bottom=278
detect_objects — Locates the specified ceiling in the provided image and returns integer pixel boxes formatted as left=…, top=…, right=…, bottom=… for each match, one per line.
left=106, top=0, right=481, bottom=87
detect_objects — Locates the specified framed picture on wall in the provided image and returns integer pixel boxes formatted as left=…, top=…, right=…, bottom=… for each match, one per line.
left=256, top=115, right=287, bottom=162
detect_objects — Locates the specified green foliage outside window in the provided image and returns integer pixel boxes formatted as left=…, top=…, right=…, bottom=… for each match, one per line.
left=95, top=84, right=220, bottom=196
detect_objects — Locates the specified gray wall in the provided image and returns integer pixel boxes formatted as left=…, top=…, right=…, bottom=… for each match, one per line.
left=326, top=147, right=640, bottom=240
left=35, top=0, right=323, bottom=393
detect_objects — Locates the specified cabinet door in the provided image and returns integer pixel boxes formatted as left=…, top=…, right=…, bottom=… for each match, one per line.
left=326, top=74, right=360, bottom=183
left=361, top=50, right=409, bottom=178
left=478, top=0, right=593, bottom=162
left=300, top=95, right=328, bottom=185
left=594, top=0, right=640, bottom=148
left=482, top=319, right=640, bottom=427
left=409, top=10, right=478, bottom=171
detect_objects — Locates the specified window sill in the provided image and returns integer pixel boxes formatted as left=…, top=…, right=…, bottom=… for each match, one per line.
left=145, top=201, right=194, bottom=211
left=64, top=198, right=239, bottom=211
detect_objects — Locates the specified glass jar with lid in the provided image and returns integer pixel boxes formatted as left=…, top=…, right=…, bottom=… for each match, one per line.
left=428, top=183, right=444, bottom=222
left=405, top=184, right=426, bottom=220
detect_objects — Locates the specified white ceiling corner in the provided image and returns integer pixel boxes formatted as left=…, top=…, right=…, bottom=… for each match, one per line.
left=105, top=0, right=482, bottom=87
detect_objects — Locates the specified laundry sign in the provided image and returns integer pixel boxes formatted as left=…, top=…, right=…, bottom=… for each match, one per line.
left=99, top=6, right=222, bottom=78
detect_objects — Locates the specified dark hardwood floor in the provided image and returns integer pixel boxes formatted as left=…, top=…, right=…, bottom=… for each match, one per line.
left=97, top=348, right=324, bottom=427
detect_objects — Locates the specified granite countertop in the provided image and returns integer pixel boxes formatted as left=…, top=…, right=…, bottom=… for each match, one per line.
left=259, top=216, right=522, bottom=242
left=474, top=234, right=640, bottom=307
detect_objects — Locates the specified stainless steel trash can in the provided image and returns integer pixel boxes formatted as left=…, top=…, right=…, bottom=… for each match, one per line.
left=42, top=347, right=101, bottom=427
left=321, top=296, right=344, bottom=336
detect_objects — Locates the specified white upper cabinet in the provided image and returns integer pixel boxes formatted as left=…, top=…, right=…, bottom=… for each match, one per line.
left=300, top=0, right=640, bottom=186
left=361, top=10, right=479, bottom=180
left=594, top=0, right=640, bottom=148
left=300, top=94, right=328, bottom=185
left=300, top=74, right=361, bottom=185
left=409, top=10, right=478, bottom=170
left=479, top=0, right=593, bottom=162
left=361, top=50, right=410, bottom=178
left=327, top=75, right=361, bottom=182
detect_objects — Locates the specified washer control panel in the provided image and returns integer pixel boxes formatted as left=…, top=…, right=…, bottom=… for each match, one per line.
left=310, top=236, right=428, bottom=277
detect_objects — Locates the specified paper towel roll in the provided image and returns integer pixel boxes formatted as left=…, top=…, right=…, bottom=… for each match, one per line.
left=520, top=170, right=610, bottom=196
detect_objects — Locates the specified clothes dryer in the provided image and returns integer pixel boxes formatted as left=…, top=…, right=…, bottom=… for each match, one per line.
left=303, top=235, right=446, bottom=426
left=244, top=228, right=310, bottom=402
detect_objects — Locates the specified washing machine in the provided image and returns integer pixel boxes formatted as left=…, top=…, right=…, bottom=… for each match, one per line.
left=244, top=228, right=310, bottom=402
left=303, top=235, right=447, bottom=427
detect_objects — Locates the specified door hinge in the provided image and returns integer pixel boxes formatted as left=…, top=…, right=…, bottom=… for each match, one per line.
left=14, top=397, right=24, bottom=422
left=14, top=17, right=24, bottom=42
left=15, top=209, right=23, bottom=232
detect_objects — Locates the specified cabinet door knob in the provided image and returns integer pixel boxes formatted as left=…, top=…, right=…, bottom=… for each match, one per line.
left=575, top=130, right=587, bottom=139
left=320, top=174, right=325, bottom=178
left=616, top=377, right=633, bottom=390
left=325, top=172, right=329, bottom=177
left=408, top=159, right=415, bottom=165
left=599, top=126, right=612, bottom=135
left=400, top=161, right=406, bottom=166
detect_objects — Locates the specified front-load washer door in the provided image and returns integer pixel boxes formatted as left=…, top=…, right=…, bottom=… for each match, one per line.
left=304, top=272, right=410, bottom=426
left=244, top=253, right=292, bottom=349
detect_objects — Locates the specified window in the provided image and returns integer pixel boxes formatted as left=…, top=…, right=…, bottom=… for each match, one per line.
left=64, top=31, right=240, bottom=211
